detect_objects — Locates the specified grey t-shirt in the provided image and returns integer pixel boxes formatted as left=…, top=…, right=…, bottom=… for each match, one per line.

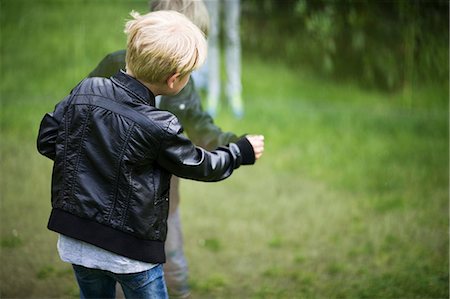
left=58, top=235, right=156, bottom=274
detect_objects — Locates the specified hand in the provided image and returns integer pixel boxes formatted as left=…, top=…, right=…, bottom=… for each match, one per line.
left=246, top=135, right=264, bottom=160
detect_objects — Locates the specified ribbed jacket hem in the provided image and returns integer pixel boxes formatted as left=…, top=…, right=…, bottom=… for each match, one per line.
left=48, top=209, right=165, bottom=264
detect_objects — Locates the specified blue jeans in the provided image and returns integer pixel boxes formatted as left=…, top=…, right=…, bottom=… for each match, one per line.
left=72, top=264, right=168, bottom=299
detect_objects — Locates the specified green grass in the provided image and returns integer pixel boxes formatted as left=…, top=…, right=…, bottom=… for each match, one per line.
left=1, top=1, right=448, bottom=298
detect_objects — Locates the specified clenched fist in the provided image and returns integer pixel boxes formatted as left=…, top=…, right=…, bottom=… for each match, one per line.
left=246, top=135, right=265, bottom=160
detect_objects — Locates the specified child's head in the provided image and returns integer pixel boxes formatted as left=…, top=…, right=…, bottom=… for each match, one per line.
left=124, top=10, right=207, bottom=86
left=149, top=0, right=210, bottom=36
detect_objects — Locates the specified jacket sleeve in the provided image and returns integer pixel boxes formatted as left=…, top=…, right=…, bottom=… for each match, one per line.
left=36, top=95, right=72, bottom=160
left=157, top=117, right=254, bottom=182
left=88, top=50, right=126, bottom=78
left=159, top=78, right=240, bottom=151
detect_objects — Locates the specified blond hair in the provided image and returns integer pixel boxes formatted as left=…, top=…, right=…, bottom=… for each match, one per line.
left=150, top=0, right=210, bottom=36
left=124, top=10, right=207, bottom=84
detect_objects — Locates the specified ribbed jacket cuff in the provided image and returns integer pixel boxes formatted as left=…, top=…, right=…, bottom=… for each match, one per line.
left=235, top=137, right=256, bottom=165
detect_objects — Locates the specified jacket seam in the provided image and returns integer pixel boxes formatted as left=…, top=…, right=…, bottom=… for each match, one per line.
left=156, top=116, right=178, bottom=160
left=120, top=168, right=134, bottom=229
left=72, top=93, right=163, bottom=146
left=62, top=109, right=69, bottom=199
left=69, top=105, right=93, bottom=206
left=108, top=123, right=135, bottom=223
left=61, top=92, right=80, bottom=202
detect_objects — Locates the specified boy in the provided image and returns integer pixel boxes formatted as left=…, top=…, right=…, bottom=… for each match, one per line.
left=37, top=10, right=264, bottom=299
left=89, top=1, right=243, bottom=297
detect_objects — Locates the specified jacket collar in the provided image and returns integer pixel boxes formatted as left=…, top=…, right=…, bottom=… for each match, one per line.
left=111, top=70, right=156, bottom=106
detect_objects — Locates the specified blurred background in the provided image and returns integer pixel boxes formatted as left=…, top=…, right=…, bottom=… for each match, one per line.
left=1, top=0, right=448, bottom=298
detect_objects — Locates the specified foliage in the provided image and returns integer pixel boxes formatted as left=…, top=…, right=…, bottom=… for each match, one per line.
left=241, top=0, right=449, bottom=91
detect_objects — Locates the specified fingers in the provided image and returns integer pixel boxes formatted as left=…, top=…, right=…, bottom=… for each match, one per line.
left=246, top=135, right=265, bottom=160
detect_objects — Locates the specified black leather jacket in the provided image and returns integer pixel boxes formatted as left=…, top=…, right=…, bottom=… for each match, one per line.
left=89, top=50, right=240, bottom=212
left=37, top=71, right=254, bottom=263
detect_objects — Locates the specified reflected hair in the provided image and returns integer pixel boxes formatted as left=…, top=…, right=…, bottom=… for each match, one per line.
left=149, top=0, right=210, bottom=36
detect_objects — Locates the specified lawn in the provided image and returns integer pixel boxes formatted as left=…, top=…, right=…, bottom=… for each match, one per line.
left=1, top=1, right=448, bottom=298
